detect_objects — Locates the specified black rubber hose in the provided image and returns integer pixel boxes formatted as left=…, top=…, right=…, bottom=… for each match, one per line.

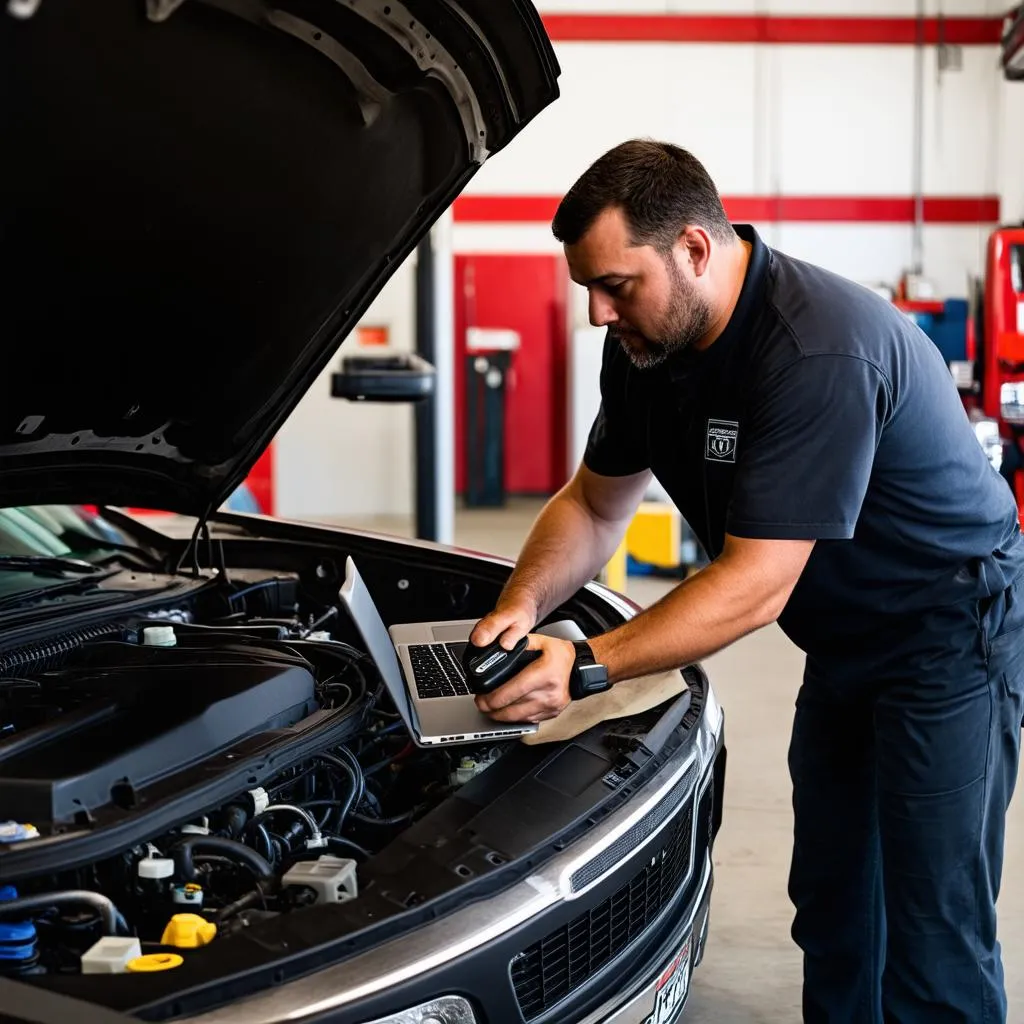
left=334, top=746, right=366, bottom=809
left=215, top=888, right=266, bottom=924
left=171, top=836, right=275, bottom=883
left=315, top=752, right=361, bottom=829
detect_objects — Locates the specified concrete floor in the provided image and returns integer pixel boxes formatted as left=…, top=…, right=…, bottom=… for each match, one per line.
left=326, top=498, right=1024, bottom=1021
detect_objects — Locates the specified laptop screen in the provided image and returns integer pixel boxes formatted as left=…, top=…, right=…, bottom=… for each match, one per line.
left=337, top=556, right=416, bottom=729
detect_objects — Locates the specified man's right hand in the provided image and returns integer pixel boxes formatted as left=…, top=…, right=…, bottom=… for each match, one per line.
left=470, top=599, right=537, bottom=651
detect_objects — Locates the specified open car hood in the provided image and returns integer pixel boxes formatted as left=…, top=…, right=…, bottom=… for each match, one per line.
left=1004, top=4, right=1024, bottom=80
left=0, top=0, right=559, bottom=515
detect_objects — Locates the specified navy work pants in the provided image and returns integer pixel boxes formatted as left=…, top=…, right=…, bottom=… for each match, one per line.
left=788, top=579, right=1024, bottom=1023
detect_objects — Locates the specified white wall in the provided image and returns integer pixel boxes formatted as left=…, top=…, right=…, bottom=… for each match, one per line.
left=461, top=27, right=1008, bottom=299
left=274, top=257, right=417, bottom=522
left=998, top=75, right=1024, bottom=222
left=272, top=2, right=1019, bottom=520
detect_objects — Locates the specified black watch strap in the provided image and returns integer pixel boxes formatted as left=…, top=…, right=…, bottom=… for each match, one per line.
left=569, top=640, right=611, bottom=701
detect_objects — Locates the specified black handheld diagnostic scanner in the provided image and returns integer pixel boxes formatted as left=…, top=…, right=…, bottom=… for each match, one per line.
left=462, top=636, right=541, bottom=696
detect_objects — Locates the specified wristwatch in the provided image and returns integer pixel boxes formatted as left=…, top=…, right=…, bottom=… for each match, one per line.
left=569, top=640, right=611, bottom=701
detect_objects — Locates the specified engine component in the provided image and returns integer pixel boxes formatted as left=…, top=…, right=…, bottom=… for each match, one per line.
left=247, top=787, right=270, bottom=816
left=126, top=952, right=184, bottom=972
left=0, top=885, right=39, bottom=976
left=0, top=890, right=124, bottom=937
left=142, top=626, right=177, bottom=647
left=450, top=748, right=502, bottom=788
left=171, top=883, right=204, bottom=908
left=282, top=856, right=358, bottom=905
left=0, top=822, right=39, bottom=844
left=0, top=644, right=318, bottom=827
left=171, top=836, right=275, bottom=884
left=161, top=914, right=217, bottom=949
left=80, top=937, right=142, bottom=974
left=253, top=804, right=325, bottom=850
left=137, top=857, right=175, bottom=882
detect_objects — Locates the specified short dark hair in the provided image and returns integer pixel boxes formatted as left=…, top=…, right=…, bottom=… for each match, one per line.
left=551, top=139, right=735, bottom=252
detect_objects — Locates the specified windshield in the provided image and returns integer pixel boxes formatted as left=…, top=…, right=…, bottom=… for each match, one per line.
left=0, top=506, right=131, bottom=561
left=0, top=505, right=155, bottom=612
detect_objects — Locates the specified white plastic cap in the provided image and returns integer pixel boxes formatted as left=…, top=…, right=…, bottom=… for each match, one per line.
left=81, top=937, right=143, bottom=974
left=143, top=626, right=177, bottom=647
left=138, top=857, right=175, bottom=880
left=248, top=787, right=269, bottom=816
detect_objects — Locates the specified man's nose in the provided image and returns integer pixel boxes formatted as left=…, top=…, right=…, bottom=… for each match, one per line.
left=589, top=291, right=618, bottom=328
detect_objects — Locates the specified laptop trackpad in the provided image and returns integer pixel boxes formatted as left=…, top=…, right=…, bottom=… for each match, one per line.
left=431, top=623, right=474, bottom=642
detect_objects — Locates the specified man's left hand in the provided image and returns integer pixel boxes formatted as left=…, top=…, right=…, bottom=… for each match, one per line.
left=474, top=634, right=576, bottom=723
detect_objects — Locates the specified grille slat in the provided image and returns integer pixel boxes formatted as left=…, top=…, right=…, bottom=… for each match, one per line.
left=568, top=763, right=698, bottom=893
left=511, top=802, right=696, bottom=1021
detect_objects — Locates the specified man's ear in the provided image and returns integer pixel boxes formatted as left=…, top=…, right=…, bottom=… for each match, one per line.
left=679, top=225, right=712, bottom=277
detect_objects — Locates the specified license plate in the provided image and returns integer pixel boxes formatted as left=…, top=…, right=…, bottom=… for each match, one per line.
left=643, top=933, right=692, bottom=1024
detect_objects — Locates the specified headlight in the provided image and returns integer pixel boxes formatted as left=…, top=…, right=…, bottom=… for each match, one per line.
left=365, top=996, right=478, bottom=1024
left=1001, top=382, right=1024, bottom=425
left=973, top=416, right=1004, bottom=472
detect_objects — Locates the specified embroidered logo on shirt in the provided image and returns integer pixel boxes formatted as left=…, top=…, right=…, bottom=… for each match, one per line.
left=706, top=419, right=738, bottom=463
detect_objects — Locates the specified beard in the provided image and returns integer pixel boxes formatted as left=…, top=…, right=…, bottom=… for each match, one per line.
left=610, top=261, right=713, bottom=370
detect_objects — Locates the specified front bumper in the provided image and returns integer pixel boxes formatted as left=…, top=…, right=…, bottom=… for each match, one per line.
left=180, top=677, right=725, bottom=1024
left=578, top=858, right=712, bottom=1024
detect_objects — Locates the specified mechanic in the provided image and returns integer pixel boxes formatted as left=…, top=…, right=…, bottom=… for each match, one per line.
left=470, top=138, right=1024, bottom=1023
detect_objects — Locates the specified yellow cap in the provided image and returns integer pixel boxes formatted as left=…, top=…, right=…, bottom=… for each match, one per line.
left=126, top=953, right=184, bottom=973
left=160, top=913, right=217, bottom=949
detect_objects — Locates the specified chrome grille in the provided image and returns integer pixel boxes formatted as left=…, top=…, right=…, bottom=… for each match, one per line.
left=568, top=761, right=697, bottom=894
left=511, top=801, right=695, bottom=1021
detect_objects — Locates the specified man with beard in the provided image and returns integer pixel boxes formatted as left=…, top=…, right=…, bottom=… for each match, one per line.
left=470, top=139, right=1024, bottom=1023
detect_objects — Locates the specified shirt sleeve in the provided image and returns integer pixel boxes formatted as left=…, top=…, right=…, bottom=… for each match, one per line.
left=582, top=335, right=651, bottom=477
left=726, top=353, right=893, bottom=540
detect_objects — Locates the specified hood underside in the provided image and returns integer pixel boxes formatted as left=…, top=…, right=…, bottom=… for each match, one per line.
left=1005, top=5, right=1024, bottom=79
left=0, top=0, right=559, bottom=515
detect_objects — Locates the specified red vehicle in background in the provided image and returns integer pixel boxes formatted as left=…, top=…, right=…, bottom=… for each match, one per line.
left=945, top=12, right=1023, bottom=521
left=961, top=225, right=1024, bottom=524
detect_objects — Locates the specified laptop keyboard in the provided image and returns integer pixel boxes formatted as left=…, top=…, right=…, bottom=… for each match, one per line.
left=408, top=643, right=471, bottom=699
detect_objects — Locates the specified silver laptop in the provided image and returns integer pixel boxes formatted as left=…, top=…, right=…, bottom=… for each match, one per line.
left=339, top=555, right=578, bottom=746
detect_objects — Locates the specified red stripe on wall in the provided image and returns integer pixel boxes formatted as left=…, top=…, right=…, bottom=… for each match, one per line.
left=453, top=195, right=1001, bottom=225
left=541, top=15, right=1004, bottom=46
left=455, top=196, right=561, bottom=223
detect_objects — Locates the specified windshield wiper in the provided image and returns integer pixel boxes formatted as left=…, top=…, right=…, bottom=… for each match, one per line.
left=0, top=567, right=124, bottom=615
left=0, top=555, right=105, bottom=576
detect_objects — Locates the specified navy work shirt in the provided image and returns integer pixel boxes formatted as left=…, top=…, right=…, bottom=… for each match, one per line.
left=584, top=224, right=1024, bottom=666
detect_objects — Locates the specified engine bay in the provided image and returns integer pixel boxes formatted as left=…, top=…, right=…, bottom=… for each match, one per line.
left=0, top=541, right=695, bottom=1019
left=0, top=573, right=526, bottom=988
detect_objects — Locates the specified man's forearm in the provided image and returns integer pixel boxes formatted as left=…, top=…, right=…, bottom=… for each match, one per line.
left=498, top=489, right=625, bottom=624
left=588, top=537, right=812, bottom=682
